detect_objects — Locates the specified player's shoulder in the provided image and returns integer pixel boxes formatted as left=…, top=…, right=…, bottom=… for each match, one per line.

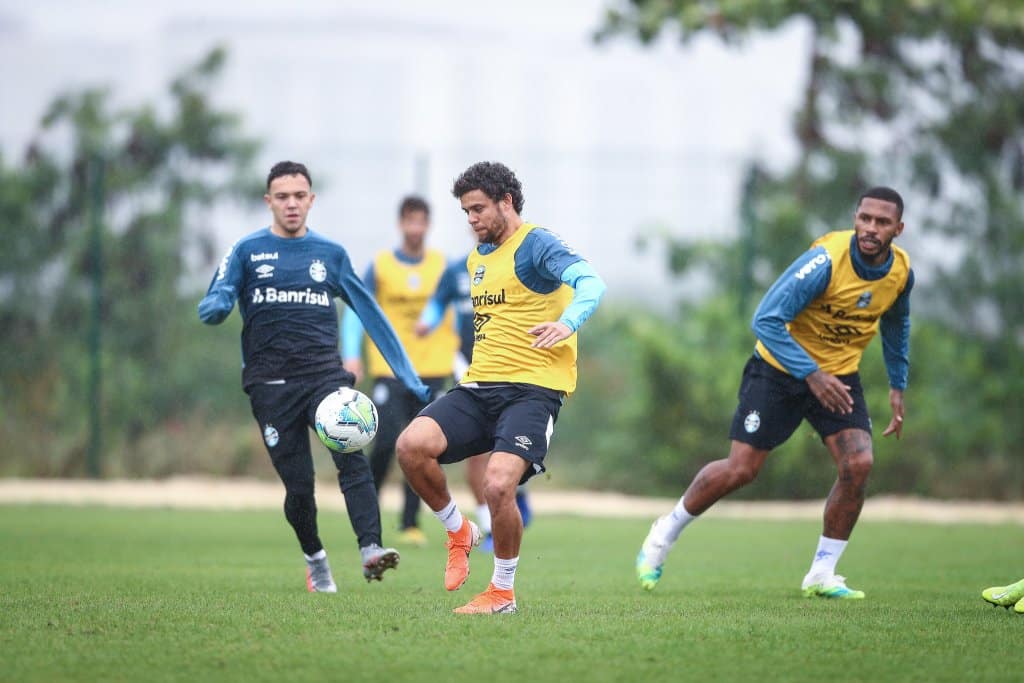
left=304, top=228, right=350, bottom=257
left=232, top=227, right=274, bottom=254
left=523, top=225, right=577, bottom=254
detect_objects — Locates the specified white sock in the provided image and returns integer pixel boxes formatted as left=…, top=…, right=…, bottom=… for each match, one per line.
left=304, top=549, right=327, bottom=562
left=807, top=535, right=848, bottom=577
left=653, top=496, right=698, bottom=545
left=491, top=556, right=518, bottom=591
left=476, top=503, right=492, bottom=535
left=434, top=499, right=464, bottom=533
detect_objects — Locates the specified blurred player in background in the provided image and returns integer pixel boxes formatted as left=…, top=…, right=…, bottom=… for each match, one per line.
left=343, top=196, right=457, bottom=546
left=199, top=161, right=429, bottom=592
left=398, top=161, right=606, bottom=614
left=982, top=578, right=1024, bottom=613
left=636, top=187, right=913, bottom=600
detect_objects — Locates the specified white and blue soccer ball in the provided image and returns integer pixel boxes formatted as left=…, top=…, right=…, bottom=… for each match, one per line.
left=314, top=387, right=379, bottom=453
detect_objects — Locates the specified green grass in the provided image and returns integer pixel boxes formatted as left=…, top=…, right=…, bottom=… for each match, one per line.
left=0, top=505, right=1021, bottom=682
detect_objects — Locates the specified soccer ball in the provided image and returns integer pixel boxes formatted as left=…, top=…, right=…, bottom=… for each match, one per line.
left=314, top=387, right=379, bottom=453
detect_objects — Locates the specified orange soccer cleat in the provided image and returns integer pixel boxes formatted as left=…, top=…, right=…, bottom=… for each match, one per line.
left=453, top=583, right=517, bottom=614
left=444, top=519, right=481, bottom=591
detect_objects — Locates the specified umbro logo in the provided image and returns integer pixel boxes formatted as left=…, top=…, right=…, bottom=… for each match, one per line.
left=514, top=435, right=532, bottom=451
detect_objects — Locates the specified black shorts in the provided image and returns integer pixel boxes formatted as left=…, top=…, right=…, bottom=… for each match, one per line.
left=728, top=355, right=872, bottom=450
left=419, top=382, right=564, bottom=484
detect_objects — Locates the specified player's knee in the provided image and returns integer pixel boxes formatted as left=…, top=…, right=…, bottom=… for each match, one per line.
left=482, top=476, right=516, bottom=509
left=844, top=451, right=874, bottom=482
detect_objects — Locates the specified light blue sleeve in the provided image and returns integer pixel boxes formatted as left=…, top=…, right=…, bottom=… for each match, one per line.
left=557, top=261, right=606, bottom=333
left=751, top=246, right=831, bottom=379
left=880, top=269, right=914, bottom=390
left=418, top=298, right=445, bottom=331
left=198, top=241, right=243, bottom=324
left=341, top=262, right=375, bottom=360
left=333, top=259, right=429, bottom=401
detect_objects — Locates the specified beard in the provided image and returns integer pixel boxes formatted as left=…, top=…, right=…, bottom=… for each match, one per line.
left=478, top=213, right=508, bottom=244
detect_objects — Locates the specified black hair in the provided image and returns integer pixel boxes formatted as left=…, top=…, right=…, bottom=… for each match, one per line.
left=858, top=186, right=903, bottom=219
left=266, top=161, right=312, bottom=191
left=451, top=161, right=525, bottom=214
left=399, top=195, right=430, bottom=219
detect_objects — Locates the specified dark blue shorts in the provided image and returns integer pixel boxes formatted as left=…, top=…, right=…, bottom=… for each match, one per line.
left=728, top=356, right=872, bottom=450
left=419, top=382, right=564, bottom=484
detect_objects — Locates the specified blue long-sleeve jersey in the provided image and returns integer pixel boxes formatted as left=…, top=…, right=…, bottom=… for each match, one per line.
left=198, top=227, right=429, bottom=400
left=752, top=235, right=914, bottom=390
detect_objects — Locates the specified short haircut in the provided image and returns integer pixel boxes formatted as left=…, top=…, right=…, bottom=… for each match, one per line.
left=399, top=195, right=430, bottom=219
left=858, top=186, right=903, bottom=219
left=266, top=161, right=312, bottom=191
left=452, top=161, right=525, bottom=214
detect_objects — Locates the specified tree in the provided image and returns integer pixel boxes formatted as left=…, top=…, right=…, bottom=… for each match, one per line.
left=0, top=47, right=261, bottom=475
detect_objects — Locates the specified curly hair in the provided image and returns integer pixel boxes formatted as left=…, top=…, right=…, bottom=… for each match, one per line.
left=451, top=161, right=524, bottom=214
left=266, top=161, right=312, bottom=190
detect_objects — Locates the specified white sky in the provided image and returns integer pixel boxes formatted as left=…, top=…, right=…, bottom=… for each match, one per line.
left=0, top=0, right=808, bottom=301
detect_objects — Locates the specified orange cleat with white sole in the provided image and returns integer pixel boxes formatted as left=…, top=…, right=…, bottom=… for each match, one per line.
left=453, top=583, right=517, bottom=614
left=444, top=519, right=481, bottom=591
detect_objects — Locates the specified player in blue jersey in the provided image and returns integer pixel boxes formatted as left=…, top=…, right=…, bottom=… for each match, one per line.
left=636, top=187, right=913, bottom=600
left=417, top=249, right=535, bottom=553
left=397, top=161, right=606, bottom=614
left=198, top=161, right=430, bottom=592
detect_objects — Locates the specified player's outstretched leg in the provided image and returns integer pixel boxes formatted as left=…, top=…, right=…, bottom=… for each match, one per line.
left=361, top=544, right=401, bottom=582
left=982, top=577, right=1024, bottom=609
left=305, top=550, right=338, bottom=593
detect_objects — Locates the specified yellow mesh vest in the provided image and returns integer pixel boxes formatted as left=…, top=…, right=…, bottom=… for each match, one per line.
left=756, top=230, right=910, bottom=376
left=365, top=249, right=456, bottom=378
left=462, top=223, right=577, bottom=394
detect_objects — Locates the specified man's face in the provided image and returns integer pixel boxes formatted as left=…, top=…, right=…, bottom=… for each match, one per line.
left=459, top=190, right=512, bottom=245
left=853, top=197, right=903, bottom=265
left=264, top=174, right=314, bottom=237
left=399, top=209, right=429, bottom=251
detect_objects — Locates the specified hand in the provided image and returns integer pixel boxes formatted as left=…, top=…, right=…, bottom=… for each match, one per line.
left=881, top=388, right=905, bottom=439
left=528, top=321, right=573, bottom=349
left=344, top=358, right=364, bottom=384
left=414, top=321, right=431, bottom=338
left=805, top=369, right=854, bottom=415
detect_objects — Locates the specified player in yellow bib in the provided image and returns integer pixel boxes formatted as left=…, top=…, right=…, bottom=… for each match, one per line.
left=342, top=197, right=457, bottom=545
left=637, top=187, right=913, bottom=600
left=397, top=162, right=606, bottom=614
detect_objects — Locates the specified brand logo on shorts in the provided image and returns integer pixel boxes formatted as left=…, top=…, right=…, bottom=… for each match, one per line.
left=743, top=411, right=761, bottom=433
left=263, top=424, right=279, bottom=447
left=514, top=435, right=533, bottom=451
left=309, top=259, right=327, bottom=283
left=856, top=291, right=872, bottom=308
left=472, top=264, right=486, bottom=285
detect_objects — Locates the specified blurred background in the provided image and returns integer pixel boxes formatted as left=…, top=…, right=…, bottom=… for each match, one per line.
left=2, top=0, right=1022, bottom=499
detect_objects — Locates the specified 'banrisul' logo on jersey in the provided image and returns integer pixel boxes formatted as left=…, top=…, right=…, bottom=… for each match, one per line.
left=252, top=287, right=330, bottom=306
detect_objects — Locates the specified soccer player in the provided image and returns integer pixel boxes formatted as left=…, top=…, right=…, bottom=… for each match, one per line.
left=416, top=245, right=535, bottom=553
left=982, top=578, right=1024, bottom=613
left=396, top=161, right=606, bottom=614
left=199, top=161, right=430, bottom=592
left=341, top=196, right=458, bottom=546
left=636, top=187, right=913, bottom=600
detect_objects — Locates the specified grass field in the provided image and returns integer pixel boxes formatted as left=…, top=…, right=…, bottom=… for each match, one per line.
left=1, top=504, right=1021, bottom=682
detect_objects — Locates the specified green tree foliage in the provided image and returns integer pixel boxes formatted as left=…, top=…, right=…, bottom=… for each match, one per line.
left=0, top=48, right=262, bottom=475
left=576, top=1, right=1024, bottom=497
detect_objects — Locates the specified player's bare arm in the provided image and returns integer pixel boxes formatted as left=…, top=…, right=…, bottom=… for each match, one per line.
left=882, top=387, right=905, bottom=439
left=805, top=369, right=854, bottom=415
left=528, top=321, right=573, bottom=348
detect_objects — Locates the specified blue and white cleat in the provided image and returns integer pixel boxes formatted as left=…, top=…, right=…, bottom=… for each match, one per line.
left=801, top=572, right=865, bottom=599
